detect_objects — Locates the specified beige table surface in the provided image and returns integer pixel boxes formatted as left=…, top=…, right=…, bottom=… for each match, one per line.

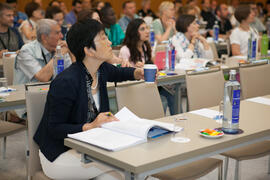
left=0, top=84, right=25, bottom=112
left=64, top=95, right=270, bottom=179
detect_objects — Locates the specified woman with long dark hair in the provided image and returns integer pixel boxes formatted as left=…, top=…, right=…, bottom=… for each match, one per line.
left=119, top=18, right=152, bottom=67
left=119, top=18, right=176, bottom=115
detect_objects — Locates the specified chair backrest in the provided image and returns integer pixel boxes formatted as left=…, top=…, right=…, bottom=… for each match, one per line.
left=3, top=56, right=15, bottom=85
left=115, top=83, right=164, bottom=119
left=186, top=69, right=225, bottom=111
left=25, top=86, right=49, bottom=177
left=239, top=63, right=270, bottom=99
left=209, top=42, right=218, bottom=60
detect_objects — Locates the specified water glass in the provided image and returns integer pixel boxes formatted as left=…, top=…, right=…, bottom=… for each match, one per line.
left=171, top=114, right=190, bottom=143
left=0, top=78, right=8, bottom=88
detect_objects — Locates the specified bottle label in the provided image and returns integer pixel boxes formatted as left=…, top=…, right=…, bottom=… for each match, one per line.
left=214, top=27, right=219, bottom=41
left=232, top=89, right=240, bottom=123
left=57, top=59, right=64, bottom=74
left=251, top=40, right=257, bottom=59
left=170, top=49, right=175, bottom=71
left=150, top=31, right=155, bottom=47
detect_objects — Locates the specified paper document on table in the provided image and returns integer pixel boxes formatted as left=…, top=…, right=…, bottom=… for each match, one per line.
left=189, top=108, right=220, bottom=119
left=246, top=97, right=270, bottom=106
left=68, top=107, right=180, bottom=151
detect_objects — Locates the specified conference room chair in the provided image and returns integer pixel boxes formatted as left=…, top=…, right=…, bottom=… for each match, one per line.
left=115, top=83, right=223, bottom=180
left=115, top=82, right=164, bottom=119
left=221, top=62, right=270, bottom=180
left=185, top=68, right=225, bottom=111
left=0, top=119, right=26, bottom=159
left=25, top=84, right=51, bottom=180
left=1, top=55, right=26, bottom=159
left=239, top=62, right=270, bottom=99
left=3, top=55, right=15, bottom=86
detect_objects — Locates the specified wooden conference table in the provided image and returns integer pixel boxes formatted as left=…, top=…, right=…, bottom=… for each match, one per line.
left=64, top=95, right=270, bottom=180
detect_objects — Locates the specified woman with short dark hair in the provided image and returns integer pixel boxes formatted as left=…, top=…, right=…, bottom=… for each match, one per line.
left=34, top=19, right=144, bottom=179
left=19, top=2, right=44, bottom=43
left=171, top=14, right=213, bottom=60
left=230, top=4, right=258, bottom=56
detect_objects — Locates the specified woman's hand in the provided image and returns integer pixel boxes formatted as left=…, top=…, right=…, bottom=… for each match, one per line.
left=134, top=68, right=144, bottom=80
left=135, top=61, right=144, bottom=68
left=82, top=112, right=119, bottom=131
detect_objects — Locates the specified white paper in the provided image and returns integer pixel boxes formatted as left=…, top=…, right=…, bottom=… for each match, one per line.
left=68, top=107, right=180, bottom=151
left=246, top=97, right=270, bottom=106
left=68, top=128, right=145, bottom=151
left=189, top=108, right=222, bottom=124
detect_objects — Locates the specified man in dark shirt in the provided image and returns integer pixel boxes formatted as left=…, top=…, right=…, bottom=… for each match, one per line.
left=0, top=2, right=23, bottom=58
left=200, top=0, right=216, bottom=29
left=208, top=3, right=233, bottom=39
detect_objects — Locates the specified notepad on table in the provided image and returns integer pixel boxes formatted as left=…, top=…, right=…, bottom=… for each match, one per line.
left=246, top=97, right=270, bottom=106
left=68, top=107, right=182, bottom=151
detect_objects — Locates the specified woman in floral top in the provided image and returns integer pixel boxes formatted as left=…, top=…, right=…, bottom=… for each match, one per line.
left=171, top=14, right=213, bottom=61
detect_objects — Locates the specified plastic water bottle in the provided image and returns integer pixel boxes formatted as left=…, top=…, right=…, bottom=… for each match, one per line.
left=266, top=18, right=270, bottom=38
left=247, top=31, right=257, bottom=62
left=165, top=41, right=170, bottom=72
left=261, top=33, right=269, bottom=58
left=53, top=45, right=65, bottom=77
left=170, top=47, right=175, bottom=71
left=213, top=21, right=219, bottom=43
left=149, top=25, right=155, bottom=47
left=222, top=70, right=241, bottom=134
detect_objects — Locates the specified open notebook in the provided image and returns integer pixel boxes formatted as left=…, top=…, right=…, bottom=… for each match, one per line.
left=68, top=107, right=182, bottom=151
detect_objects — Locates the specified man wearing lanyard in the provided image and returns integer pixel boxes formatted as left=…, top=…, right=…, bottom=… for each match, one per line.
left=13, top=18, right=73, bottom=118
left=0, top=3, right=23, bottom=58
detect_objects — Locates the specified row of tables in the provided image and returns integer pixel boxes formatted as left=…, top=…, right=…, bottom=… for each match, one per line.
left=64, top=95, right=270, bottom=180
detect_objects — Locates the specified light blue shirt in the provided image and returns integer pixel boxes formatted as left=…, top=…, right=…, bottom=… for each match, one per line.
left=13, top=40, right=71, bottom=85
left=118, top=14, right=139, bottom=32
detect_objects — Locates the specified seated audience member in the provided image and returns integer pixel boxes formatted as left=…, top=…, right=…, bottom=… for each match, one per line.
left=81, top=0, right=91, bottom=10
left=14, top=19, right=73, bottom=119
left=266, top=0, right=270, bottom=22
left=152, top=1, right=176, bottom=43
left=77, top=8, right=101, bottom=22
left=208, top=3, right=233, bottom=39
left=46, top=6, right=68, bottom=40
left=186, top=0, right=201, bottom=19
left=92, top=1, right=104, bottom=11
left=14, top=19, right=73, bottom=85
left=19, top=2, right=44, bottom=44
left=211, top=0, right=218, bottom=15
left=137, top=0, right=157, bottom=19
left=174, top=0, right=183, bottom=15
left=6, top=0, right=27, bottom=29
left=32, top=0, right=42, bottom=7
left=100, top=5, right=125, bottom=47
left=59, top=1, right=68, bottom=15
left=250, top=2, right=266, bottom=33
left=34, top=19, right=144, bottom=180
left=171, top=14, right=213, bottom=59
left=118, top=0, right=139, bottom=32
left=228, top=0, right=239, bottom=27
left=230, top=4, right=258, bottom=56
left=48, top=0, right=60, bottom=7
left=119, top=19, right=176, bottom=115
left=65, top=0, right=82, bottom=26
left=200, top=0, right=216, bottom=30
left=0, top=3, right=23, bottom=58
left=178, top=5, right=197, bottom=16
left=256, top=2, right=266, bottom=20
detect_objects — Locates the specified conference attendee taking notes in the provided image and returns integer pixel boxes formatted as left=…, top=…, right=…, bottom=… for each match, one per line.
left=34, top=19, right=145, bottom=180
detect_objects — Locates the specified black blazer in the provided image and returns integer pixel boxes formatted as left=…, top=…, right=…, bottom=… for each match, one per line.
left=34, top=62, right=135, bottom=162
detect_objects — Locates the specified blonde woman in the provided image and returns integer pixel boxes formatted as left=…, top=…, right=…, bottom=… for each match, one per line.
left=152, top=1, right=176, bottom=43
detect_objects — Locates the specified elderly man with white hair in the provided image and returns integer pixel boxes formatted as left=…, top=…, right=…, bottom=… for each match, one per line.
left=14, top=18, right=73, bottom=85
left=13, top=19, right=73, bottom=118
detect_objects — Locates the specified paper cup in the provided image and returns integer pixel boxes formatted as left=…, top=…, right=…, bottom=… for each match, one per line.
left=144, top=64, right=157, bottom=83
